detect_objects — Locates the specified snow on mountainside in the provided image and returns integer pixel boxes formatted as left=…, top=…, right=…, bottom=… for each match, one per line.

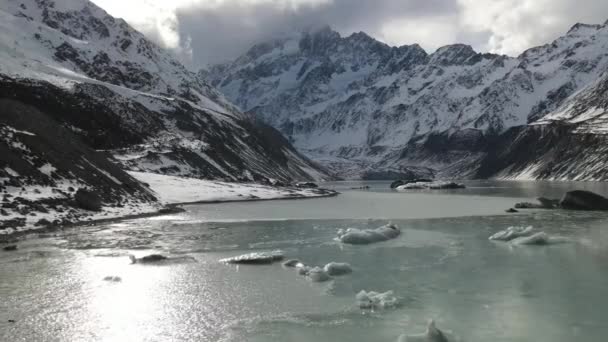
left=0, top=0, right=330, bottom=183
left=208, top=23, right=608, bottom=180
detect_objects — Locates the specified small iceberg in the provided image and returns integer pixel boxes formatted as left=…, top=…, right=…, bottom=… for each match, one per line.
left=306, top=267, right=331, bottom=282
left=490, top=227, right=572, bottom=246
left=220, top=250, right=284, bottom=264
left=396, top=181, right=465, bottom=190
left=282, top=259, right=301, bottom=267
left=337, top=223, right=400, bottom=245
left=397, top=320, right=451, bottom=342
left=323, top=262, right=352, bottom=276
left=296, top=264, right=312, bottom=275
left=512, top=232, right=571, bottom=245
left=489, top=226, right=535, bottom=241
left=356, top=290, right=398, bottom=310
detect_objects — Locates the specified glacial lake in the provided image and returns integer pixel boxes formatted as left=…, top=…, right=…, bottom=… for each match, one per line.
left=3, top=180, right=608, bottom=341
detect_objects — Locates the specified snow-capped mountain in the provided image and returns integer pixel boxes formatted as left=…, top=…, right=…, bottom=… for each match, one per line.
left=208, top=23, right=608, bottom=180
left=0, top=0, right=329, bottom=183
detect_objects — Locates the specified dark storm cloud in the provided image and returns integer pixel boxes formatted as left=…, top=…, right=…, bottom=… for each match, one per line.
left=176, top=0, right=460, bottom=67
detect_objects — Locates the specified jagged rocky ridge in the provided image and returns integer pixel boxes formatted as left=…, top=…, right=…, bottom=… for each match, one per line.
left=208, top=23, right=608, bottom=180
left=0, top=0, right=331, bottom=234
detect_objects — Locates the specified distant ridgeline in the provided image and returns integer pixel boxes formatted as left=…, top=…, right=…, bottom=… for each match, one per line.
left=208, top=23, right=608, bottom=181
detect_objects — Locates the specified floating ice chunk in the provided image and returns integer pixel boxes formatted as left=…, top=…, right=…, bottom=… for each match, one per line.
left=489, top=226, right=535, bottom=241
left=307, top=267, right=331, bottom=282
left=220, top=250, right=284, bottom=264
left=337, top=223, right=400, bottom=245
left=512, top=232, right=550, bottom=245
left=282, top=259, right=301, bottom=267
left=512, top=232, right=571, bottom=245
left=296, top=264, right=312, bottom=275
left=396, top=182, right=465, bottom=190
left=398, top=320, right=451, bottom=342
left=323, top=262, right=352, bottom=276
left=356, top=290, right=398, bottom=309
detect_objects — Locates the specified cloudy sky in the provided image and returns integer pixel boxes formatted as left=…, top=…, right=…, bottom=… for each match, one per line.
left=91, top=0, right=608, bottom=67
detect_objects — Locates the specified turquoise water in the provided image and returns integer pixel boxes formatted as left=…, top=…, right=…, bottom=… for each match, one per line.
left=2, top=181, right=608, bottom=341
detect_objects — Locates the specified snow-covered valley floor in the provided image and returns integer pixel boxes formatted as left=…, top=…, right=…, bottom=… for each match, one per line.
left=128, top=172, right=336, bottom=204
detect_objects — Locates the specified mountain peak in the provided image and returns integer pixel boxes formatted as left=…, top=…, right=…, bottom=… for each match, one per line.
left=299, top=26, right=341, bottom=55
left=567, top=22, right=602, bottom=35
left=429, top=44, right=479, bottom=66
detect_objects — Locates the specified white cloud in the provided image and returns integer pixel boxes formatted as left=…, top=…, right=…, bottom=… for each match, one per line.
left=379, top=15, right=461, bottom=52
left=458, top=0, right=608, bottom=56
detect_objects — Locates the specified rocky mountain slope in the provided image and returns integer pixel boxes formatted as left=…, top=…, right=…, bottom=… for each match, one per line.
left=0, top=0, right=329, bottom=183
left=208, top=23, right=608, bottom=180
left=0, top=0, right=332, bottom=234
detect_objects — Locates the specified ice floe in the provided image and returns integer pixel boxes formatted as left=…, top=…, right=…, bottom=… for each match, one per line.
left=488, top=226, right=535, bottom=241
left=306, top=267, right=331, bottom=282
left=356, top=290, right=398, bottom=310
left=511, top=232, right=571, bottom=245
left=282, top=259, right=301, bottom=267
left=220, top=250, right=284, bottom=264
left=396, top=182, right=465, bottom=190
left=490, top=227, right=572, bottom=245
left=337, top=223, right=400, bottom=245
left=323, top=262, right=353, bottom=276
left=296, top=264, right=312, bottom=275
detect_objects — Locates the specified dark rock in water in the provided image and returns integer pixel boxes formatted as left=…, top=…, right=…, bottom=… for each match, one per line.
left=8, top=320, right=15, bottom=323
left=295, top=182, right=318, bottom=189
left=560, top=190, right=608, bottom=210
left=140, top=254, right=167, bottom=262
left=514, top=202, right=544, bottom=209
left=537, top=197, right=560, bottom=209
left=3, top=245, right=18, bottom=251
left=130, top=254, right=168, bottom=264
left=505, top=208, right=519, bottom=213
left=74, top=189, right=102, bottom=211
left=103, top=276, right=122, bottom=282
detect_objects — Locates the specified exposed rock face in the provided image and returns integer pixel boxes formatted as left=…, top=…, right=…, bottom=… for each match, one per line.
left=0, top=98, right=157, bottom=230
left=74, top=189, right=102, bottom=212
left=560, top=190, right=608, bottom=210
left=209, top=23, right=608, bottom=180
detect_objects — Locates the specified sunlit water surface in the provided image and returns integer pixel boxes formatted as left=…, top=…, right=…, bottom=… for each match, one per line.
left=2, top=181, right=608, bottom=341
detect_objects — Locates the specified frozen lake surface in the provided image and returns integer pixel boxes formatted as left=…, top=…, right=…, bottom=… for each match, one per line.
left=2, top=180, right=608, bottom=341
